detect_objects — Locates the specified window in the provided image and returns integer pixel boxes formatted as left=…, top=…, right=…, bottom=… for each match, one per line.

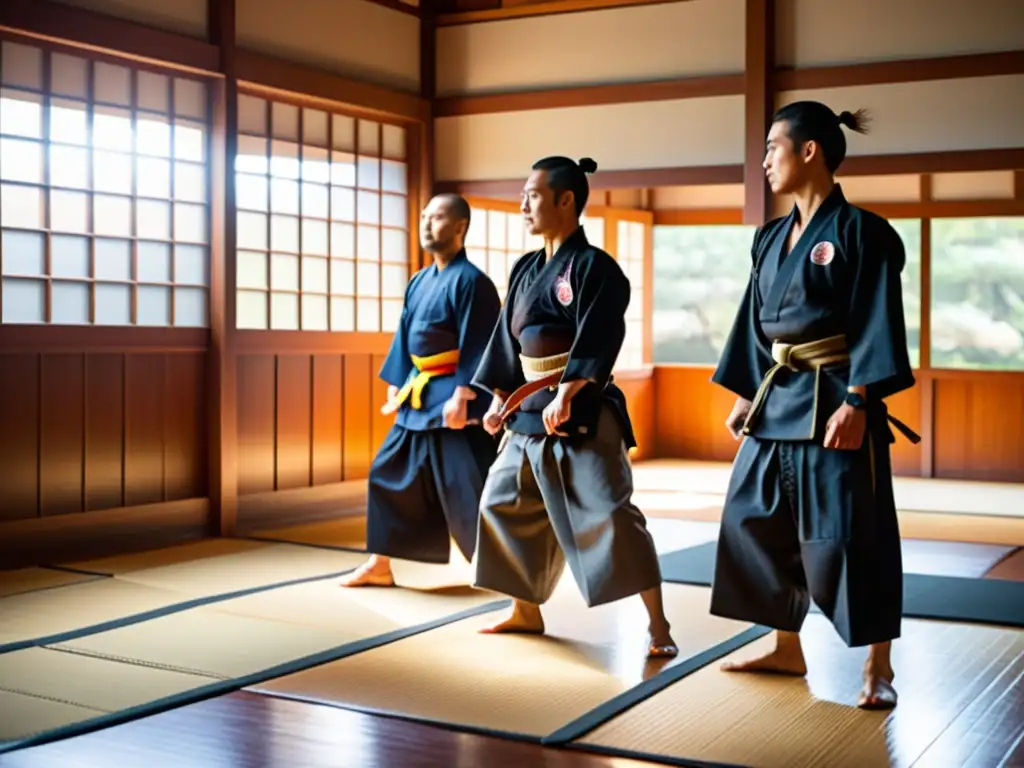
left=234, top=95, right=410, bottom=332
left=889, top=219, right=921, bottom=368
left=930, top=217, right=1024, bottom=371
left=0, top=41, right=210, bottom=326
left=652, top=225, right=756, bottom=364
left=653, top=221, right=922, bottom=368
left=580, top=213, right=605, bottom=250
left=465, top=202, right=542, bottom=300
left=615, top=218, right=646, bottom=370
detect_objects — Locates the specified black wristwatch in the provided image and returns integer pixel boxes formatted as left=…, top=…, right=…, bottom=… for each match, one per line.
left=844, top=392, right=866, bottom=409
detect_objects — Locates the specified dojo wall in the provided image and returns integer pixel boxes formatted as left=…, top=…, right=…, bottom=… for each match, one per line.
left=434, top=0, right=1024, bottom=484
left=434, top=0, right=745, bottom=180
left=0, top=0, right=426, bottom=566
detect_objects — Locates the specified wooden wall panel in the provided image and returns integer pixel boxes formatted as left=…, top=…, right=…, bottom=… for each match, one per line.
left=235, top=350, right=389, bottom=502
left=343, top=354, right=376, bottom=481
left=933, top=375, right=1024, bottom=482
left=85, top=354, right=124, bottom=511
left=165, top=354, right=208, bottom=501
left=883, top=384, right=922, bottom=477
left=653, top=366, right=741, bottom=462
left=275, top=356, right=313, bottom=491
left=0, top=356, right=40, bottom=521
left=651, top=365, right=1024, bottom=483
left=125, top=355, right=167, bottom=507
left=371, top=353, right=393, bottom=450
left=236, top=355, right=276, bottom=496
left=311, top=355, right=344, bottom=486
left=40, top=354, right=85, bottom=517
left=0, top=351, right=208, bottom=523
left=617, top=373, right=655, bottom=461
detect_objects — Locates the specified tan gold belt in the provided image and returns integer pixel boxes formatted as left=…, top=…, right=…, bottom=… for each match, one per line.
left=742, top=334, right=850, bottom=439
left=496, top=352, right=569, bottom=427
left=742, top=334, right=921, bottom=444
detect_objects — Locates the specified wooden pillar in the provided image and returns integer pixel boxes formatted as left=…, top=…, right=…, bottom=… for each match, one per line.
left=207, top=0, right=239, bottom=535
left=918, top=174, right=935, bottom=478
left=418, top=4, right=437, bottom=269
left=743, top=0, right=774, bottom=226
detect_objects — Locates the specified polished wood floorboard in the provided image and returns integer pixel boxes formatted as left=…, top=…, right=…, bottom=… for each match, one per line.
left=0, top=691, right=664, bottom=768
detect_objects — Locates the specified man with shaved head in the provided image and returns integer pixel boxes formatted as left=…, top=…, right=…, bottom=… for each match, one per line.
left=340, top=193, right=502, bottom=588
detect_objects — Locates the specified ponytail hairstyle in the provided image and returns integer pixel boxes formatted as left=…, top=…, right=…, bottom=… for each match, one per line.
left=531, top=156, right=598, bottom=217
left=773, top=101, right=871, bottom=173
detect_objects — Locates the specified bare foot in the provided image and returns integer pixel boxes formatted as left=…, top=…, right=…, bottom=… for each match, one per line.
left=338, top=556, right=395, bottom=588
left=722, top=631, right=807, bottom=675
left=648, top=624, right=679, bottom=658
left=479, top=600, right=545, bottom=635
left=858, top=663, right=897, bottom=709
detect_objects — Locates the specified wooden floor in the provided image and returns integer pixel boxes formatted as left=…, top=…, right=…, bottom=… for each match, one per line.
left=3, top=462, right=1024, bottom=768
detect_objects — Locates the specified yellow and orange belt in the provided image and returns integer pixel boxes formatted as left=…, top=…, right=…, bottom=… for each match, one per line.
left=381, top=350, right=459, bottom=415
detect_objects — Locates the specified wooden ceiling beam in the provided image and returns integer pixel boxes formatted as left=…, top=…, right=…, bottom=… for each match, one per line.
left=437, top=0, right=691, bottom=26
left=436, top=148, right=1024, bottom=197
left=434, top=50, right=1024, bottom=117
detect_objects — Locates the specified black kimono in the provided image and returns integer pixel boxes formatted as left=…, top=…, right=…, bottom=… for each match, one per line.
left=709, top=184, right=917, bottom=647
left=367, top=251, right=501, bottom=564
left=471, top=227, right=663, bottom=607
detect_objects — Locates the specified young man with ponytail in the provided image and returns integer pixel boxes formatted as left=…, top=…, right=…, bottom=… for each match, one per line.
left=469, top=155, right=678, bottom=659
left=710, top=102, right=919, bottom=709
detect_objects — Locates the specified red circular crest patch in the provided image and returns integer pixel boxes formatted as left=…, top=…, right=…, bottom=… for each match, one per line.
left=554, top=276, right=573, bottom=306
left=810, top=241, right=835, bottom=266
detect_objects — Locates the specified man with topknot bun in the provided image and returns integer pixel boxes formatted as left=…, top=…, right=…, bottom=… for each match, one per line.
left=469, top=155, right=678, bottom=659
left=710, top=101, right=918, bottom=709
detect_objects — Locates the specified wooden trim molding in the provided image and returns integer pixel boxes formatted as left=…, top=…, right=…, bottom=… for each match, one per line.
left=841, top=149, right=1024, bottom=177
left=0, top=498, right=210, bottom=570
left=653, top=209, right=745, bottom=225
left=437, top=165, right=743, bottom=197
left=743, top=0, right=774, bottom=226
left=437, top=0, right=685, bottom=26
left=434, top=75, right=743, bottom=118
left=365, top=0, right=421, bottom=16
left=0, top=327, right=209, bottom=354
left=235, top=50, right=429, bottom=124
left=776, top=50, right=1024, bottom=91
left=434, top=50, right=1024, bottom=117
left=234, top=331, right=395, bottom=355
left=0, top=0, right=220, bottom=74
left=236, top=482, right=367, bottom=534
left=653, top=198, right=1024, bottom=226
left=440, top=149, right=1024, bottom=197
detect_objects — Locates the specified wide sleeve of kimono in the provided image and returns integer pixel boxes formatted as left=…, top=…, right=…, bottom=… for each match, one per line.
left=377, top=272, right=418, bottom=388
left=560, top=250, right=629, bottom=389
left=472, top=258, right=529, bottom=397
left=844, top=213, right=916, bottom=400
left=452, top=270, right=502, bottom=387
left=710, top=227, right=774, bottom=401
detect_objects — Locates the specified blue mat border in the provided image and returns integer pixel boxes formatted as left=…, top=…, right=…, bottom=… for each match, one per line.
left=657, top=541, right=1024, bottom=629
left=0, top=599, right=510, bottom=755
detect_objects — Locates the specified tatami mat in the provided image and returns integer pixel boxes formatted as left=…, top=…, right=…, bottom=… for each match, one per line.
left=49, top=560, right=501, bottom=679
left=572, top=614, right=1024, bottom=768
left=1, top=544, right=374, bottom=654
left=247, top=581, right=758, bottom=740
left=0, top=647, right=216, bottom=716
left=0, top=568, right=102, bottom=599
left=65, top=538, right=270, bottom=575
left=97, top=544, right=369, bottom=598
left=0, top=580, right=201, bottom=652
left=1, top=560, right=506, bottom=751
left=0, top=690, right=106, bottom=744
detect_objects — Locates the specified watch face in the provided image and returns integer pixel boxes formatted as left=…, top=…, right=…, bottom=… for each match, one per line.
left=846, top=393, right=866, bottom=408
